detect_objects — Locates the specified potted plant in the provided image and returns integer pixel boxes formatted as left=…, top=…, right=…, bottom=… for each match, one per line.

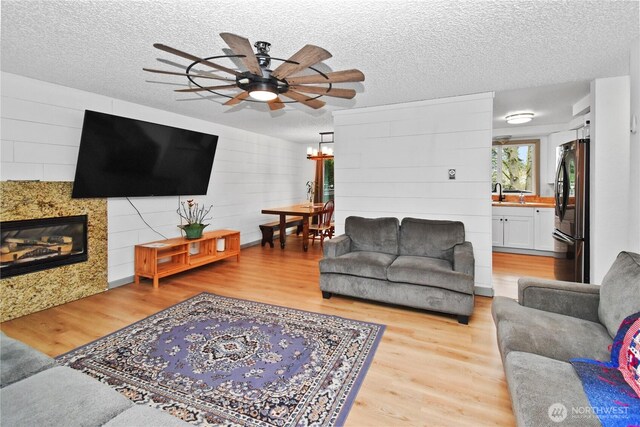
left=177, top=199, right=213, bottom=239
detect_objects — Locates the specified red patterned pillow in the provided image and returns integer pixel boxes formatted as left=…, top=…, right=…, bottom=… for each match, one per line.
left=619, top=317, right=640, bottom=398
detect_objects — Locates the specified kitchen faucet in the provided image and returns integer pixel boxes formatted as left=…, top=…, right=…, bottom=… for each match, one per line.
left=494, top=183, right=505, bottom=202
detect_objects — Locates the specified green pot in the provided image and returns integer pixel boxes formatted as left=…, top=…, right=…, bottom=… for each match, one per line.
left=178, top=223, right=208, bottom=239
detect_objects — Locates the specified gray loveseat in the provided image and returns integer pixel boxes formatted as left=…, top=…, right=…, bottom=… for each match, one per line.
left=492, top=251, right=640, bottom=426
left=319, top=216, right=475, bottom=323
left=0, top=331, right=190, bottom=427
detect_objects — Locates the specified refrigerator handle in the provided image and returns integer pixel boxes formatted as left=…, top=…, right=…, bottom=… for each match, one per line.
left=555, top=155, right=568, bottom=221
left=552, top=230, right=575, bottom=245
left=555, top=165, right=561, bottom=217
left=574, top=140, right=587, bottom=239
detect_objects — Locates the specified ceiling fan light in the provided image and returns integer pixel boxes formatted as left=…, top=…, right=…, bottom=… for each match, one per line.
left=249, top=90, right=278, bottom=101
left=505, top=112, right=535, bottom=124
left=248, top=82, right=277, bottom=101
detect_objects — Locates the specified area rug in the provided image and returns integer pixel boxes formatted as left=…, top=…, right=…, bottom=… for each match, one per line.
left=56, top=293, right=384, bottom=426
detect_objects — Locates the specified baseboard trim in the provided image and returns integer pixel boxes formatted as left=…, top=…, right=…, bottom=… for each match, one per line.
left=492, top=247, right=554, bottom=257
left=474, top=286, right=494, bottom=297
left=109, top=276, right=133, bottom=289
left=241, top=239, right=262, bottom=249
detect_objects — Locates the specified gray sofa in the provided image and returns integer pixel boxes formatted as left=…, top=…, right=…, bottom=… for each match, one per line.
left=0, top=331, right=189, bottom=427
left=492, top=251, right=640, bottom=426
left=319, top=216, right=475, bottom=323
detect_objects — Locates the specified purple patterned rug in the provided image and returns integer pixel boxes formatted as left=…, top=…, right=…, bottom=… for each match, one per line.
left=56, top=293, right=384, bottom=426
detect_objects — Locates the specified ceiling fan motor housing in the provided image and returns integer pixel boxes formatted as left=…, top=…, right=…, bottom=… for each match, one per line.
left=237, top=71, right=288, bottom=95
left=254, top=41, right=271, bottom=68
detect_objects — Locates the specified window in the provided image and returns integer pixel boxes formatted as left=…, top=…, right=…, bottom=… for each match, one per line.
left=323, top=158, right=334, bottom=202
left=491, top=139, right=539, bottom=194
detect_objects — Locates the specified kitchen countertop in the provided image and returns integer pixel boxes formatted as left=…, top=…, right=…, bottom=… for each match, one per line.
left=492, top=201, right=555, bottom=208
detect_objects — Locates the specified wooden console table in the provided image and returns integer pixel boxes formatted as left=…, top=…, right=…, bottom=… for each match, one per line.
left=134, top=229, right=240, bottom=288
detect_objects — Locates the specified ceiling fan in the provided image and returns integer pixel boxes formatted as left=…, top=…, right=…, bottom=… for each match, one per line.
left=144, top=33, right=365, bottom=111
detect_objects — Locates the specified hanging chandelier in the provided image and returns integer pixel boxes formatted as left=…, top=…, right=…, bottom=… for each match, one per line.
left=307, top=132, right=334, bottom=160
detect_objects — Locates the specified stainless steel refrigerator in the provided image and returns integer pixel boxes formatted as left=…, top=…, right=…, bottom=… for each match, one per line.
left=553, top=138, right=589, bottom=283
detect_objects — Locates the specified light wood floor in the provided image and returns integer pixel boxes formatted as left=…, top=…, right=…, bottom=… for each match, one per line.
left=492, top=252, right=555, bottom=299
left=0, top=238, right=555, bottom=426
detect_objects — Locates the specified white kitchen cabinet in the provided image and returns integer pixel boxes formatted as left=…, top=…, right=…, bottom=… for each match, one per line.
left=534, top=207, right=555, bottom=251
left=492, top=207, right=535, bottom=249
left=503, top=216, right=534, bottom=248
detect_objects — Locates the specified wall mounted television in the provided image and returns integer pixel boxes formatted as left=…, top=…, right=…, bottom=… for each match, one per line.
left=71, top=110, right=218, bottom=198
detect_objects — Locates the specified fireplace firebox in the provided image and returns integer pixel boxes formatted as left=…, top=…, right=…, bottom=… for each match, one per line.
left=1, top=215, right=88, bottom=279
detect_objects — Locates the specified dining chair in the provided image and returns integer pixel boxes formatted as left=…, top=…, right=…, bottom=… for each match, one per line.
left=309, top=200, right=335, bottom=247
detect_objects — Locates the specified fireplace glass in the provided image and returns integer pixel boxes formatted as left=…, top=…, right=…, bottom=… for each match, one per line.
left=1, top=215, right=88, bottom=279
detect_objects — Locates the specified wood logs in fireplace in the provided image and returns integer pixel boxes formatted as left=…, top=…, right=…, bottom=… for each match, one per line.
left=1, top=236, right=74, bottom=264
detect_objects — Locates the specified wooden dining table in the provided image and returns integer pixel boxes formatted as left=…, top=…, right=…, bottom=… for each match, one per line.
left=261, top=203, right=326, bottom=251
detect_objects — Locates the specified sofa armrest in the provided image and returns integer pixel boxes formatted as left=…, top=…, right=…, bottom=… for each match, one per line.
left=453, top=242, right=474, bottom=277
left=518, top=277, right=601, bottom=322
left=323, top=235, right=351, bottom=258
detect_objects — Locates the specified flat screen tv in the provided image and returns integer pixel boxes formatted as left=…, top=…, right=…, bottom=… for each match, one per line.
left=72, top=110, right=218, bottom=198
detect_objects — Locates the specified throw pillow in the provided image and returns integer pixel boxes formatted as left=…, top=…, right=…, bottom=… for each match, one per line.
left=618, top=315, right=640, bottom=397
left=570, top=312, right=640, bottom=426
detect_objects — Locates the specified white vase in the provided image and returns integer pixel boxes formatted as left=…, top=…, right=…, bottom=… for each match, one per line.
left=216, top=239, right=226, bottom=252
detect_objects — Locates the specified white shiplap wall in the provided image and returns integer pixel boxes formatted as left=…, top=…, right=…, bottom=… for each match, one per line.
left=332, top=93, right=494, bottom=293
left=590, top=76, right=631, bottom=283
left=1, top=72, right=312, bottom=286
left=629, top=38, right=640, bottom=254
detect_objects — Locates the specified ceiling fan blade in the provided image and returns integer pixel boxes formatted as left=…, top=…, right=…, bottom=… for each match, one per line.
left=285, top=69, right=365, bottom=85
left=154, top=43, right=240, bottom=76
left=268, top=96, right=285, bottom=111
left=270, top=45, right=332, bottom=80
left=290, top=85, right=356, bottom=99
left=175, top=84, right=238, bottom=93
left=224, top=91, right=250, bottom=106
left=281, top=90, right=326, bottom=109
left=143, top=68, right=233, bottom=81
left=219, top=33, right=263, bottom=76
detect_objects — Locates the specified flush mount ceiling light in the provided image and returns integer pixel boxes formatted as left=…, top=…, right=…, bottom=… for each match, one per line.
left=144, top=33, right=365, bottom=111
left=505, top=112, right=535, bottom=124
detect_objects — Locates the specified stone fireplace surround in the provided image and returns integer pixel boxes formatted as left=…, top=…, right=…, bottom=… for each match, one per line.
left=0, top=181, right=107, bottom=322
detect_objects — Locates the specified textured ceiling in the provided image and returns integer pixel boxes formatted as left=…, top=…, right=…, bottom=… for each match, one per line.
left=1, top=1, right=638, bottom=144
left=493, top=80, right=591, bottom=130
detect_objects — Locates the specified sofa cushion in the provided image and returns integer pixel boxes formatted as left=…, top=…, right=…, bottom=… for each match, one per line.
left=104, top=405, right=191, bottom=426
left=0, top=366, right=132, bottom=426
left=504, top=351, right=600, bottom=427
left=387, top=256, right=474, bottom=294
left=319, top=251, right=397, bottom=280
left=399, top=218, right=465, bottom=262
left=320, top=273, right=474, bottom=316
left=0, top=331, right=56, bottom=387
left=492, top=296, right=612, bottom=362
left=598, top=251, right=640, bottom=337
left=345, top=216, right=399, bottom=255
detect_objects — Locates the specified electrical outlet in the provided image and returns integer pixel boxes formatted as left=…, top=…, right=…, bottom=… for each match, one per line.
left=448, top=169, right=456, bottom=180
